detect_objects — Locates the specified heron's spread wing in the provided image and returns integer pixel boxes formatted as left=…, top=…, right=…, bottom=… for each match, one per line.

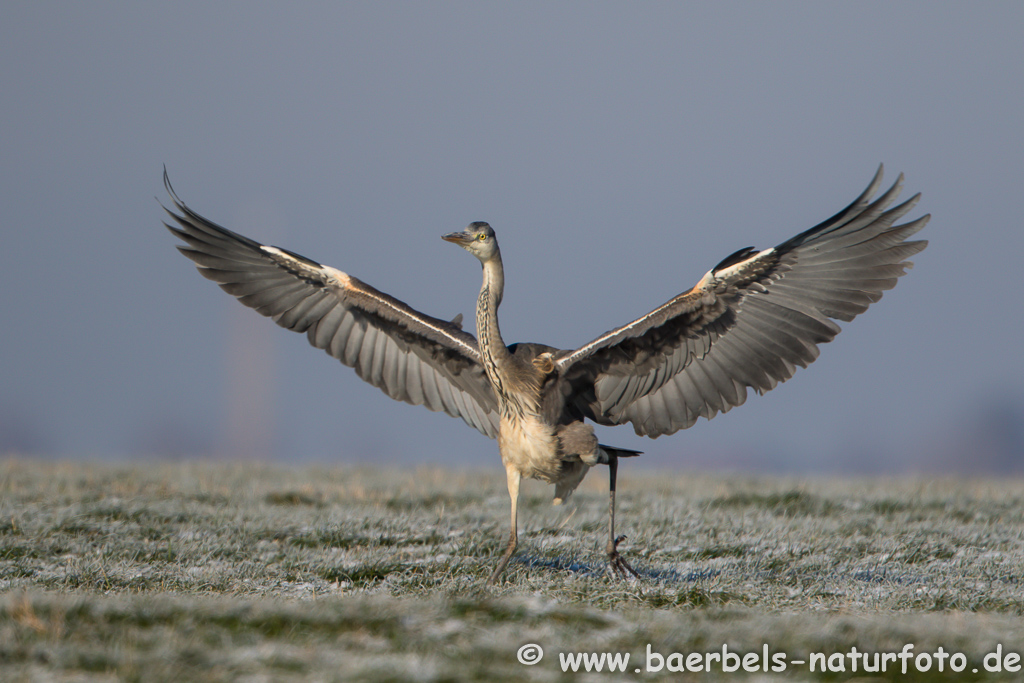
left=557, top=166, right=928, bottom=437
left=162, top=173, right=500, bottom=438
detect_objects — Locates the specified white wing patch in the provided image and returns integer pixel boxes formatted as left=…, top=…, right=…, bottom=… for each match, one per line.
left=261, top=245, right=480, bottom=361
left=714, top=247, right=775, bottom=282
left=260, top=245, right=349, bottom=286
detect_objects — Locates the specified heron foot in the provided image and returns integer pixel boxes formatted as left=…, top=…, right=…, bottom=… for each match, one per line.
left=487, top=531, right=518, bottom=585
left=606, top=534, right=640, bottom=580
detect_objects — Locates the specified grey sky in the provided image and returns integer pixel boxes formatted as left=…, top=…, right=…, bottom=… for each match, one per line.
left=2, top=3, right=1021, bottom=473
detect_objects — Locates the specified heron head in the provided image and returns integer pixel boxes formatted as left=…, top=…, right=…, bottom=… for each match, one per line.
left=442, top=222, right=498, bottom=262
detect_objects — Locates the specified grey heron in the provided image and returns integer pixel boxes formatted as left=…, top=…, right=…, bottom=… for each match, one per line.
left=163, top=166, right=928, bottom=583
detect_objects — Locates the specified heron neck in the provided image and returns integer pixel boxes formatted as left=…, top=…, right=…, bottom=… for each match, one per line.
left=477, top=254, right=510, bottom=371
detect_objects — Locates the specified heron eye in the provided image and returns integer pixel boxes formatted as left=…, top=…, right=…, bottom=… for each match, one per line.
left=477, top=234, right=487, bottom=241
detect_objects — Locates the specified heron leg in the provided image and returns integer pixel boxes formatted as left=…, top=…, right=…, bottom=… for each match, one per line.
left=488, top=465, right=520, bottom=584
left=606, top=454, right=639, bottom=579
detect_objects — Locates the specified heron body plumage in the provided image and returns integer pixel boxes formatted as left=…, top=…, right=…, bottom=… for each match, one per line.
left=164, top=165, right=928, bottom=583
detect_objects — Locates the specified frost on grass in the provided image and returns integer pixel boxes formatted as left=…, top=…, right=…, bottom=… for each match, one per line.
left=1, top=458, right=1024, bottom=681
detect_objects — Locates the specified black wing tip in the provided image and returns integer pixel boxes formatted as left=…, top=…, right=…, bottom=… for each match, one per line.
left=158, top=171, right=269, bottom=253
left=162, top=165, right=183, bottom=208
left=159, top=167, right=192, bottom=224
left=775, top=165, right=919, bottom=252
left=160, top=168, right=213, bottom=228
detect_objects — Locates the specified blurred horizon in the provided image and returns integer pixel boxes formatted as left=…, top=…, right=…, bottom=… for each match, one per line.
left=1, top=3, right=1021, bottom=475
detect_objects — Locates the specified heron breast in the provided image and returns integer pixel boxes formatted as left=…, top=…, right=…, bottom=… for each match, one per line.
left=497, top=415, right=561, bottom=483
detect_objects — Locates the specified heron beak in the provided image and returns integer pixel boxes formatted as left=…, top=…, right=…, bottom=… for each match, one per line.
left=442, top=231, right=472, bottom=246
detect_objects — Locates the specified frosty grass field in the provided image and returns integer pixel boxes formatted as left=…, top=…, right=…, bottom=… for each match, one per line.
left=2, top=457, right=1024, bottom=681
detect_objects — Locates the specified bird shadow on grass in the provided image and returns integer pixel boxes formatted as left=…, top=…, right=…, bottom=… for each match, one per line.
left=849, top=567, right=922, bottom=585
left=514, top=554, right=720, bottom=584
left=514, top=556, right=930, bottom=590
